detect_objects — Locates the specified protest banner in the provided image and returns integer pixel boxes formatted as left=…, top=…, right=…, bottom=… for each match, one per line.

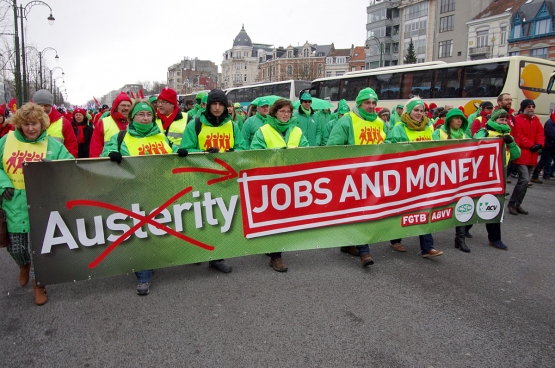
left=25, top=139, right=506, bottom=285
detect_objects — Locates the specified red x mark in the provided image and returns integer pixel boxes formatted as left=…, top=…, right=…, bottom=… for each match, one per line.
left=66, top=186, right=214, bottom=269
left=172, top=157, right=238, bottom=185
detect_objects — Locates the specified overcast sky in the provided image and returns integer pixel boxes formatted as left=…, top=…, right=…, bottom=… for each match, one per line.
left=6, top=0, right=368, bottom=105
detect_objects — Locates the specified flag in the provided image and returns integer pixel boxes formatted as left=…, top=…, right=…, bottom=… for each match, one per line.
left=139, top=89, right=145, bottom=99
left=130, top=91, right=135, bottom=99
left=8, top=98, right=16, bottom=113
left=93, top=96, right=100, bottom=107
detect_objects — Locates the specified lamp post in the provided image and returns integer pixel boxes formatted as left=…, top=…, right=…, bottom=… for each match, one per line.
left=49, top=66, right=64, bottom=93
left=38, top=47, right=58, bottom=89
left=366, top=36, right=383, bottom=68
left=53, top=76, right=63, bottom=105
left=13, top=0, right=55, bottom=104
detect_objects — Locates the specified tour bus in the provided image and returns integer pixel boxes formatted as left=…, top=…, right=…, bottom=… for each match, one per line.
left=224, top=79, right=312, bottom=108
left=308, top=56, right=555, bottom=123
left=177, top=90, right=210, bottom=106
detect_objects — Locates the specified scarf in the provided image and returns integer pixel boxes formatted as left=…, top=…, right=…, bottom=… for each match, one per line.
left=133, top=122, right=154, bottom=136
left=357, top=106, right=377, bottom=122
left=301, top=106, right=311, bottom=116
left=157, top=107, right=179, bottom=130
left=77, top=124, right=86, bottom=144
left=256, top=112, right=268, bottom=123
left=268, top=115, right=290, bottom=133
left=402, top=112, right=429, bottom=131
left=485, top=121, right=511, bottom=134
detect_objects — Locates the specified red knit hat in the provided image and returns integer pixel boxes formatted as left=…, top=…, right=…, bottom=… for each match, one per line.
left=0, top=104, right=5, bottom=116
left=111, top=92, right=132, bottom=114
left=158, top=87, right=177, bottom=106
left=429, top=102, right=437, bottom=110
left=73, top=108, right=86, bottom=118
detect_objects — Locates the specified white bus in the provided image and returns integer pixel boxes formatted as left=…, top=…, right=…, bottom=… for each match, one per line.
left=309, top=56, right=555, bottom=122
left=224, top=79, right=312, bottom=108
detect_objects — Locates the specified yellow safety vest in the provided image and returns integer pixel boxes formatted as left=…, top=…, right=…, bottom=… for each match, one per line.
left=485, top=130, right=511, bottom=164
left=259, top=124, right=303, bottom=148
left=350, top=112, right=385, bottom=145
left=439, top=129, right=469, bottom=140
left=46, top=117, right=64, bottom=143
left=155, top=113, right=188, bottom=146
left=122, top=132, right=171, bottom=156
left=3, top=131, right=48, bottom=189
left=404, top=124, right=434, bottom=142
left=102, top=116, right=122, bottom=142
left=198, top=121, right=235, bottom=152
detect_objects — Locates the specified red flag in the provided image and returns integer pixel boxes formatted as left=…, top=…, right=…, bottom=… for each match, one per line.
left=130, top=91, right=136, bottom=99
left=140, top=89, right=145, bottom=99
left=93, top=96, right=100, bottom=106
left=8, top=98, right=16, bottom=113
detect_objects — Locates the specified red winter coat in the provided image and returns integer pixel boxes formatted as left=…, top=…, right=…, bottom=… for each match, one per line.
left=512, top=113, right=545, bottom=166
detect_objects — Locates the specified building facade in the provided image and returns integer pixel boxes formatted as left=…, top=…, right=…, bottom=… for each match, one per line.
left=508, top=0, right=555, bottom=60
left=167, top=57, right=218, bottom=94
left=365, top=0, right=402, bottom=69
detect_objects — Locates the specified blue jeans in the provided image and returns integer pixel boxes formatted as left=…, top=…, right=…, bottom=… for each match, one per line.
left=135, top=270, right=152, bottom=283
left=532, top=149, right=555, bottom=178
left=391, top=235, right=434, bottom=253
left=509, top=164, right=533, bottom=207
left=356, top=244, right=370, bottom=256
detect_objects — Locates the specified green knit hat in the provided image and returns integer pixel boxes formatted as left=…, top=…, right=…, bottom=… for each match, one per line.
left=490, top=108, right=508, bottom=122
left=201, top=94, right=208, bottom=104
left=406, top=99, right=424, bottom=114
left=196, top=91, right=208, bottom=102
left=338, top=105, right=350, bottom=114
left=131, top=102, right=154, bottom=119
left=355, top=88, right=378, bottom=107
left=148, top=95, right=157, bottom=103
left=300, top=92, right=312, bottom=101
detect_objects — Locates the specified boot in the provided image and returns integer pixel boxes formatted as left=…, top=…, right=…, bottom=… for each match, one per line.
left=32, top=281, right=48, bottom=306
left=454, top=226, right=470, bottom=253
left=19, top=262, right=31, bottom=286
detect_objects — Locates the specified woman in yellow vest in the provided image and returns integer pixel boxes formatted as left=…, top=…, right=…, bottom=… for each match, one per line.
left=101, top=100, right=184, bottom=295
left=251, top=98, right=309, bottom=272
left=0, top=103, right=73, bottom=305
left=385, top=97, right=443, bottom=258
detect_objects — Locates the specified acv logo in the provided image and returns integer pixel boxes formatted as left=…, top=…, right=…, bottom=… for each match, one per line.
left=477, top=194, right=501, bottom=220
left=455, top=196, right=474, bottom=222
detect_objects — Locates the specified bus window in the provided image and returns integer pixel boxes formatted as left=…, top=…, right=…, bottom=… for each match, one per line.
left=548, top=71, right=555, bottom=94
left=401, top=70, right=434, bottom=99
left=275, top=83, right=290, bottom=98
left=434, top=67, right=462, bottom=98
left=250, top=86, right=262, bottom=100
left=463, top=62, right=508, bottom=98
left=341, top=77, right=368, bottom=101
left=319, top=79, right=340, bottom=101
left=294, top=81, right=312, bottom=99
left=262, top=85, right=274, bottom=96
left=227, top=90, right=237, bottom=103
left=376, top=73, right=400, bottom=100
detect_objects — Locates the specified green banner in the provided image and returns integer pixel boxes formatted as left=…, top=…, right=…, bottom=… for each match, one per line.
left=26, top=139, right=506, bottom=285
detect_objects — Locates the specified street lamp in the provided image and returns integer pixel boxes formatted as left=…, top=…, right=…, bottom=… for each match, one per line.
left=49, top=66, right=64, bottom=93
left=38, top=47, right=58, bottom=89
left=366, top=36, right=384, bottom=69
left=12, top=0, right=56, bottom=105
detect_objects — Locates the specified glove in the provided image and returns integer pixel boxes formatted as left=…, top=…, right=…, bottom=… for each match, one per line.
left=206, top=147, right=219, bottom=154
left=108, top=151, right=123, bottom=164
left=2, top=188, right=14, bottom=200
left=530, top=144, right=542, bottom=152
left=503, top=135, right=514, bottom=144
left=177, top=148, right=189, bottom=157
left=226, top=148, right=234, bottom=152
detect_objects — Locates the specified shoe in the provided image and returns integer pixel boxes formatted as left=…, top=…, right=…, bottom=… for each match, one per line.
left=209, top=260, right=232, bottom=273
left=507, top=205, right=518, bottom=215
left=542, top=176, right=554, bottom=180
left=527, top=182, right=533, bottom=187
left=489, top=240, right=508, bottom=250
left=464, top=230, right=473, bottom=238
left=136, top=282, right=150, bottom=295
left=510, top=172, right=518, bottom=178
left=455, top=240, right=470, bottom=253
left=360, top=254, right=374, bottom=268
left=516, top=206, right=528, bottom=215
left=340, top=246, right=359, bottom=256
left=19, top=263, right=31, bottom=286
left=506, top=179, right=511, bottom=183
left=33, top=281, right=48, bottom=305
left=390, top=242, right=406, bottom=252
left=269, top=258, right=288, bottom=272
left=530, top=178, right=543, bottom=184
left=422, top=249, right=443, bottom=258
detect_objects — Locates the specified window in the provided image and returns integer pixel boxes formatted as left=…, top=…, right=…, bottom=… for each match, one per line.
left=405, top=2, right=428, bottom=20
left=477, top=30, right=489, bottom=48
left=441, top=0, right=455, bottom=13
left=368, top=26, right=386, bottom=39
left=368, top=8, right=386, bottom=23
left=262, top=69, right=265, bottom=78
left=235, top=63, right=242, bottom=70
left=303, top=64, right=309, bottom=75
left=513, top=24, right=521, bottom=38
left=404, top=20, right=427, bottom=39
left=535, top=19, right=550, bottom=35
left=318, top=64, right=323, bottom=75
left=341, top=77, right=368, bottom=101
left=303, top=49, right=309, bottom=57
left=509, top=51, right=520, bottom=56
left=351, top=67, right=356, bottom=71
left=287, top=65, right=293, bottom=75
left=500, top=26, right=507, bottom=45
left=244, top=75, right=247, bottom=82
left=326, top=71, right=332, bottom=77
left=326, top=57, right=333, bottom=63
left=287, top=50, right=293, bottom=58
left=531, top=47, right=548, bottom=58
left=234, top=74, right=242, bottom=83
left=438, top=40, right=453, bottom=58
left=336, top=72, right=344, bottom=77
left=439, top=15, right=454, bottom=32
left=369, top=61, right=380, bottom=69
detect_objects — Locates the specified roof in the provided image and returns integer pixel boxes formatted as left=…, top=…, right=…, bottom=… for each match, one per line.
left=350, top=46, right=366, bottom=61
left=513, top=0, right=555, bottom=22
left=473, top=0, right=528, bottom=19
left=313, top=44, right=333, bottom=57
left=330, top=48, right=351, bottom=57
left=233, top=25, right=252, bottom=47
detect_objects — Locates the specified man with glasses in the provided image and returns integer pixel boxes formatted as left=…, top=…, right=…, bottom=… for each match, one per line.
left=90, top=92, right=132, bottom=157
left=508, top=99, right=544, bottom=216
left=292, top=92, right=321, bottom=146
left=155, top=87, right=191, bottom=147
left=241, top=98, right=270, bottom=147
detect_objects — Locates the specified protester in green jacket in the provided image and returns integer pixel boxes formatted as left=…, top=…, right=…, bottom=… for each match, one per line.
left=321, top=105, right=350, bottom=146
left=431, top=108, right=469, bottom=141
left=315, top=108, right=332, bottom=143
left=188, top=90, right=208, bottom=117
left=241, top=98, right=270, bottom=147
left=0, top=103, right=74, bottom=306
left=293, top=92, right=321, bottom=146
left=390, top=103, right=404, bottom=127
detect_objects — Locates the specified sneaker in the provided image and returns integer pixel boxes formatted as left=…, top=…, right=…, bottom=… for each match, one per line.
left=507, top=205, right=518, bottom=215
left=390, top=242, right=406, bottom=252
left=136, top=282, right=150, bottom=295
left=360, top=254, right=374, bottom=268
left=530, top=178, right=543, bottom=184
left=422, top=249, right=443, bottom=258
left=489, top=240, right=508, bottom=250
left=209, top=260, right=233, bottom=273
left=269, top=258, right=288, bottom=272
left=340, top=246, right=359, bottom=256
left=516, top=206, right=528, bottom=215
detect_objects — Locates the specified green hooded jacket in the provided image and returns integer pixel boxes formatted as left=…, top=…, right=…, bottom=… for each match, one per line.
left=385, top=118, right=434, bottom=143
left=180, top=114, right=246, bottom=152
left=474, top=123, right=521, bottom=162
left=432, top=108, right=470, bottom=140
left=250, top=116, right=309, bottom=150
left=0, top=130, right=74, bottom=233
left=101, top=121, right=177, bottom=157
left=292, top=107, right=321, bottom=146
left=241, top=113, right=268, bottom=148
left=326, top=108, right=385, bottom=146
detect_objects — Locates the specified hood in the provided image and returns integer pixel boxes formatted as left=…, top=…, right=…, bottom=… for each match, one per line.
left=444, top=108, right=468, bottom=132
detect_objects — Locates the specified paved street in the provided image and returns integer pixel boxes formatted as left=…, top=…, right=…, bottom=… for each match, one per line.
left=1, top=179, right=554, bottom=367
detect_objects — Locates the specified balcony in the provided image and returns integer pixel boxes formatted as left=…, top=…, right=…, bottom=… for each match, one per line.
left=469, top=46, right=491, bottom=58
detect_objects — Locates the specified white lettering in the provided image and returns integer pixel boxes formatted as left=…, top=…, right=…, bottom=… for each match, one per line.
left=42, top=211, right=79, bottom=254
left=294, top=181, right=313, bottom=208
left=340, top=175, right=360, bottom=202
left=314, top=178, right=332, bottom=205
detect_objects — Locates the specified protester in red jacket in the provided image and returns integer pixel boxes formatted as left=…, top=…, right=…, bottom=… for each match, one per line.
left=470, top=101, right=493, bottom=136
left=507, top=99, right=545, bottom=216
left=89, top=92, right=132, bottom=157
left=0, top=104, right=13, bottom=138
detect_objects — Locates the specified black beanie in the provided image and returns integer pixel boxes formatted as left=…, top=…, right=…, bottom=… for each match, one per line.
left=519, top=99, right=534, bottom=113
left=204, top=89, right=229, bottom=126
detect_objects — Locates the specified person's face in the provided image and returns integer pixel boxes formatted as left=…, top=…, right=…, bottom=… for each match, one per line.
left=258, top=105, right=270, bottom=116
left=74, top=113, right=84, bottom=123
left=410, top=105, right=424, bottom=121
left=38, top=104, right=51, bottom=114
left=21, top=120, right=42, bottom=140
left=227, top=105, right=234, bottom=114
left=499, top=95, right=512, bottom=110
left=133, top=110, right=153, bottom=124
left=450, top=116, right=462, bottom=130
left=360, top=99, right=376, bottom=114
left=117, top=101, right=132, bottom=116
left=187, top=103, right=194, bottom=110
left=496, top=116, right=508, bottom=125
left=151, top=101, right=158, bottom=109
left=210, top=102, right=225, bottom=117
left=444, top=104, right=453, bottom=111
left=379, top=113, right=390, bottom=121
left=301, top=100, right=312, bottom=110
left=275, top=107, right=292, bottom=123
left=396, top=107, right=403, bottom=114
left=158, top=99, right=174, bottom=115
left=483, top=106, right=493, bottom=116
left=524, top=104, right=535, bottom=117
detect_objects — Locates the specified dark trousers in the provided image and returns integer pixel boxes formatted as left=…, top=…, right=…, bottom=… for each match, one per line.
left=532, top=148, right=555, bottom=178
left=509, top=164, right=533, bottom=207
left=390, top=235, right=433, bottom=253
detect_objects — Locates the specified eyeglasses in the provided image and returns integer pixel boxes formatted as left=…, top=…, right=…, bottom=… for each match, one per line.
left=277, top=110, right=292, bottom=115
left=526, top=105, right=536, bottom=108
left=301, top=100, right=312, bottom=104
left=135, top=112, right=153, bottom=118
left=158, top=100, right=171, bottom=105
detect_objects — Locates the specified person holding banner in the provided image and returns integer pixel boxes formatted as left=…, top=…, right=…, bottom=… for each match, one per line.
left=385, top=97, right=443, bottom=258
left=326, top=87, right=387, bottom=268
left=0, top=103, right=74, bottom=305
left=155, top=88, right=192, bottom=147
left=242, top=98, right=270, bottom=148
left=250, top=98, right=309, bottom=272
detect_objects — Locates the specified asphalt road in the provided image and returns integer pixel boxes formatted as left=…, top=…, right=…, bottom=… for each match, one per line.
left=1, top=179, right=554, bottom=367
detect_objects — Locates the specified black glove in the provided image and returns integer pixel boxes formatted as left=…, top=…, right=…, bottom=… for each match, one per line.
left=206, top=147, right=219, bottom=154
left=108, top=152, right=122, bottom=164
left=226, top=148, right=234, bottom=152
left=177, top=148, right=189, bottom=157
left=530, top=144, right=542, bottom=152
left=503, top=135, right=514, bottom=144
left=2, top=188, right=14, bottom=200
